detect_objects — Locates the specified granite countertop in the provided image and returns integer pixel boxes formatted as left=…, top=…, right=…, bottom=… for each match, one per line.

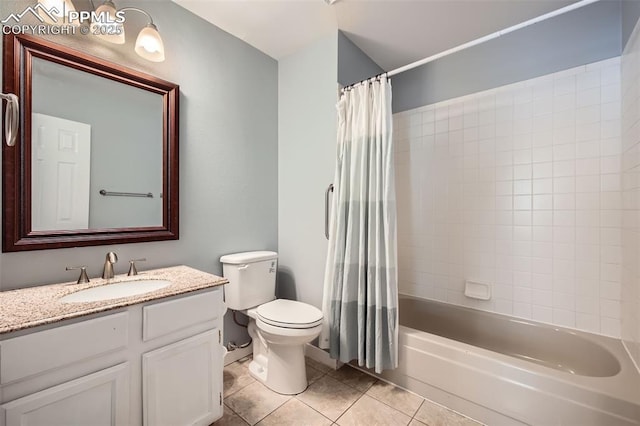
left=0, top=265, right=228, bottom=335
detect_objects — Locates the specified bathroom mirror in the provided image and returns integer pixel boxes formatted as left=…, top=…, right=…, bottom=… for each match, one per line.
left=2, top=33, right=179, bottom=251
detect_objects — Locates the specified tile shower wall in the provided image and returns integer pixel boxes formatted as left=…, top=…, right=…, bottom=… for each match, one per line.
left=622, top=21, right=640, bottom=367
left=394, top=57, right=622, bottom=337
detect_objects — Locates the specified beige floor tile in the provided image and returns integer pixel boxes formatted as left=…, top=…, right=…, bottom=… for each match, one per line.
left=211, top=405, right=250, bottom=425
left=296, top=375, right=363, bottom=421
left=307, top=364, right=326, bottom=385
left=336, top=394, right=411, bottom=426
left=327, top=365, right=377, bottom=392
left=366, top=381, right=424, bottom=417
left=305, top=357, right=334, bottom=374
left=225, top=382, right=290, bottom=425
left=408, top=419, right=427, bottom=426
left=224, top=360, right=256, bottom=397
left=257, top=398, right=332, bottom=426
left=414, top=400, right=483, bottom=426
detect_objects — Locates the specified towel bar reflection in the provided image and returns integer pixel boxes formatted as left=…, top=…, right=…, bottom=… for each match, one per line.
left=99, top=190, right=153, bottom=198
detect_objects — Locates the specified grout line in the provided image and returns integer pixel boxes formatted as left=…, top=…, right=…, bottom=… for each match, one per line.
left=333, top=392, right=367, bottom=425
left=294, top=396, right=338, bottom=424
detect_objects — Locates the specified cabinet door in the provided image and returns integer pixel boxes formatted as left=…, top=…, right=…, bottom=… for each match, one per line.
left=143, top=330, right=223, bottom=426
left=0, top=363, right=129, bottom=426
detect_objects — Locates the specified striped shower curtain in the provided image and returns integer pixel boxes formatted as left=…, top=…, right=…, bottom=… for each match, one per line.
left=320, top=76, right=398, bottom=374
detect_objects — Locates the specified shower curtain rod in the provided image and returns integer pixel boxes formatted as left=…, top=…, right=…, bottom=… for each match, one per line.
left=386, top=0, right=599, bottom=78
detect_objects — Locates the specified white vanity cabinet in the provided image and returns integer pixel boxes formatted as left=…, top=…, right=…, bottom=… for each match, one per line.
left=0, top=287, right=224, bottom=426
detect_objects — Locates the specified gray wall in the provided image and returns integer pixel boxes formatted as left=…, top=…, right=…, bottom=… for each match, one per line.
left=278, top=34, right=338, bottom=308
left=622, top=0, right=640, bottom=50
left=0, top=0, right=278, bottom=345
left=338, top=31, right=383, bottom=87
left=392, top=0, right=622, bottom=113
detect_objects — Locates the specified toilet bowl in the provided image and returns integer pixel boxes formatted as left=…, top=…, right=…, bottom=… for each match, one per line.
left=220, top=251, right=324, bottom=395
left=246, top=299, right=322, bottom=394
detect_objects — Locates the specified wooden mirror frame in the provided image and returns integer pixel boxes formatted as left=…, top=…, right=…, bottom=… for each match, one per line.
left=2, top=33, right=179, bottom=252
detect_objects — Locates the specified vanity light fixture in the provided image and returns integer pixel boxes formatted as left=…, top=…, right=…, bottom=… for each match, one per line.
left=91, top=1, right=165, bottom=62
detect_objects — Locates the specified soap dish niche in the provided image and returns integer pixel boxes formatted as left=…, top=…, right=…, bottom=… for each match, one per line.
left=464, top=280, right=491, bottom=300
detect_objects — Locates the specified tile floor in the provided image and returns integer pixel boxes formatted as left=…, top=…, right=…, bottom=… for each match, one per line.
left=214, top=356, right=483, bottom=426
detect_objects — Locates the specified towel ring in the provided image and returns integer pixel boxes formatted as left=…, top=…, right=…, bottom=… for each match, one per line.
left=1, top=93, right=19, bottom=147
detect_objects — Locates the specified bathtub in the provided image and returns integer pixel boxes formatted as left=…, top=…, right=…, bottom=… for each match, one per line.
left=375, top=294, right=640, bottom=425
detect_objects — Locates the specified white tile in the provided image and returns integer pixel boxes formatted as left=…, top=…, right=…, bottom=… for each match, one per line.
left=554, top=75, right=576, bottom=96
left=600, top=280, right=621, bottom=299
left=576, top=210, right=600, bottom=227
left=533, top=162, right=553, bottom=179
left=576, top=87, right=600, bottom=107
left=514, top=180, right=532, bottom=195
left=554, top=210, right=575, bottom=226
left=601, top=84, right=620, bottom=103
left=554, top=194, right=576, bottom=210
left=553, top=226, right=575, bottom=243
left=576, top=105, right=600, bottom=125
left=601, top=174, right=621, bottom=191
left=553, top=309, right=576, bottom=328
left=533, top=146, right=553, bottom=163
left=553, top=160, right=575, bottom=177
left=576, top=313, right=600, bottom=333
left=553, top=177, right=575, bottom=193
left=532, top=273, right=553, bottom=290
left=600, top=317, right=620, bottom=338
left=514, top=195, right=532, bottom=210
left=533, top=178, right=553, bottom=194
left=533, top=194, right=552, bottom=210
left=533, top=226, right=553, bottom=242
left=601, top=101, right=620, bottom=121
left=600, top=156, right=620, bottom=174
left=514, top=164, right=533, bottom=180
left=553, top=126, right=576, bottom=146
left=576, top=158, right=600, bottom=175
left=533, top=211, right=553, bottom=226
left=577, top=70, right=600, bottom=91
left=532, top=305, right=553, bottom=323
left=600, top=299, right=621, bottom=319
left=576, top=175, right=600, bottom=192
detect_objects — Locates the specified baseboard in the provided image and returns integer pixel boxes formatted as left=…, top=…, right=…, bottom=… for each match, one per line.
left=304, top=343, right=342, bottom=370
left=224, top=344, right=253, bottom=366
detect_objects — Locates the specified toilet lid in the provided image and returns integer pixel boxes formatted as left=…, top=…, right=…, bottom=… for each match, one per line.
left=257, top=299, right=323, bottom=329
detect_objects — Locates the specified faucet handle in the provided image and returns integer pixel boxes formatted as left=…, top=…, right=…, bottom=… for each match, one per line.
left=66, top=266, right=90, bottom=284
left=128, top=258, right=147, bottom=276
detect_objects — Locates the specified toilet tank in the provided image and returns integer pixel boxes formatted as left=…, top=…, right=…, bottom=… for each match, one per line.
left=220, top=251, right=278, bottom=311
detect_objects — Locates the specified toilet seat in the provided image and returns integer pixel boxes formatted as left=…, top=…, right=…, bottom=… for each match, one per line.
left=256, top=299, right=323, bottom=329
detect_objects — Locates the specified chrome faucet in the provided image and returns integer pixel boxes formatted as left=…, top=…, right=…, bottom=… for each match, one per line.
left=102, top=252, right=118, bottom=279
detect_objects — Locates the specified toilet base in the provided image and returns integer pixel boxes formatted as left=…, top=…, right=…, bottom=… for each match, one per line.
left=248, top=345, right=307, bottom=395
left=247, top=319, right=316, bottom=395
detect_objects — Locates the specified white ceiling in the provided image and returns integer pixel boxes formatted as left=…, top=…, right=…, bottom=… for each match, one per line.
left=173, top=0, right=580, bottom=71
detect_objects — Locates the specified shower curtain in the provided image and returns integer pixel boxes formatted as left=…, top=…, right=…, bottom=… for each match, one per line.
left=320, top=75, right=398, bottom=374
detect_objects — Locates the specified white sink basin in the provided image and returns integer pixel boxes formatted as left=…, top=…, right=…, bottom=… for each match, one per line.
left=60, top=279, right=172, bottom=303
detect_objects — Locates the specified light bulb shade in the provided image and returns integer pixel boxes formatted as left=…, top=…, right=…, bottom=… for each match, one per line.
left=91, top=1, right=125, bottom=44
left=38, top=0, right=76, bottom=24
left=135, top=24, right=165, bottom=62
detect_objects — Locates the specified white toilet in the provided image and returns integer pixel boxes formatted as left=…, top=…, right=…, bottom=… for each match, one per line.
left=220, top=251, right=323, bottom=395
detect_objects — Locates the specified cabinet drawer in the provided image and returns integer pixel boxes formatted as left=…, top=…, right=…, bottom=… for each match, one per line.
left=1, top=363, right=130, bottom=426
left=0, top=313, right=128, bottom=385
left=143, top=289, right=222, bottom=341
